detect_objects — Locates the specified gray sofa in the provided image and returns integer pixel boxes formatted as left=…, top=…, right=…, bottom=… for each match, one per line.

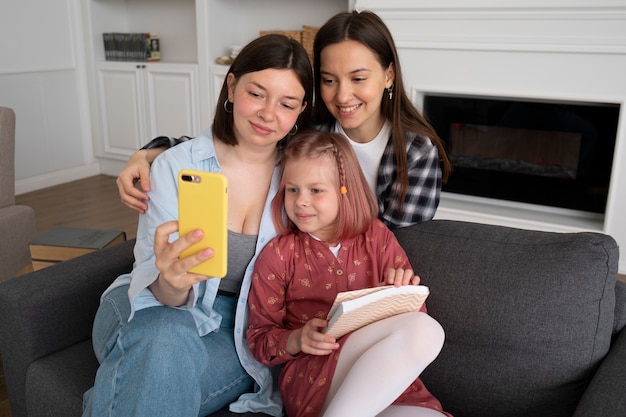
left=1, top=220, right=624, bottom=417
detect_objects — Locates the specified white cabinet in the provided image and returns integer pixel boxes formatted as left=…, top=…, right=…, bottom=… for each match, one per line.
left=96, top=62, right=200, bottom=157
left=82, top=0, right=202, bottom=162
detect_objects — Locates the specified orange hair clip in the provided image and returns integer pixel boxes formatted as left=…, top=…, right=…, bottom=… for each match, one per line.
left=340, top=186, right=348, bottom=195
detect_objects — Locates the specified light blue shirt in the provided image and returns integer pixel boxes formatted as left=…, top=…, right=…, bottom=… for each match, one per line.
left=103, top=129, right=283, bottom=416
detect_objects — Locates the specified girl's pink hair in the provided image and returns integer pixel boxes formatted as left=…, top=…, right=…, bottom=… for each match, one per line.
left=271, top=130, right=379, bottom=241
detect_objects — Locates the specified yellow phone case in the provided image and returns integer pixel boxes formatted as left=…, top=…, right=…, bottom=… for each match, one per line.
left=178, top=170, right=228, bottom=277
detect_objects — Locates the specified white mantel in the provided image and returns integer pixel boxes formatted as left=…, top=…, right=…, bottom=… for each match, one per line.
left=354, top=0, right=626, bottom=272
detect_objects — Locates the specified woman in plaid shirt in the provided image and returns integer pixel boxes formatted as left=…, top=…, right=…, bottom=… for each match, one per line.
left=117, top=10, right=451, bottom=229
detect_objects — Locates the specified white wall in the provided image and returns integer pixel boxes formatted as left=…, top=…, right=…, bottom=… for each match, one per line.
left=0, top=0, right=99, bottom=194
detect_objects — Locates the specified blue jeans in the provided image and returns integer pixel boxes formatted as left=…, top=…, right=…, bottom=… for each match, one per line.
left=82, top=285, right=253, bottom=417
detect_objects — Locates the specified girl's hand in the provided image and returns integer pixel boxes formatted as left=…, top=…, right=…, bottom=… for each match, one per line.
left=117, top=148, right=164, bottom=213
left=149, top=221, right=215, bottom=307
left=383, top=268, right=421, bottom=287
left=286, top=318, right=339, bottom=356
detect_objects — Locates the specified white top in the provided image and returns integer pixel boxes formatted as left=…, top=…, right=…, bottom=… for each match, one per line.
left=334, top=120, right=391, bottom=193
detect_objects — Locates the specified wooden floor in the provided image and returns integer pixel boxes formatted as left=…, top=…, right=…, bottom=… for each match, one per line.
left=1, top=175, right=139, bottom=417
left=15, top=174, right=140, bottom=240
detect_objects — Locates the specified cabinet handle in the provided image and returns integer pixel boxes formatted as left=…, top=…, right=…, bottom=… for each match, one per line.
left=136, top=64, right=146, bottom=69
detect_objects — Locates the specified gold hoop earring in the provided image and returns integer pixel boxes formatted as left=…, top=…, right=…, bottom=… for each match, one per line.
left=223, top=99, right=233, bottom=113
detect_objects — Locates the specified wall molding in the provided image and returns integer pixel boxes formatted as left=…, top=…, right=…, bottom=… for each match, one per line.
left=393, top=37, right=626, bottom=55
left=356, top=0, right=626, bottom=53
left=355, top=0, right=626, bottom=12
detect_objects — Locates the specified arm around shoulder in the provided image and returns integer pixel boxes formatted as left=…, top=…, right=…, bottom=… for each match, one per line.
left=119, top=136, right=195, bottom=213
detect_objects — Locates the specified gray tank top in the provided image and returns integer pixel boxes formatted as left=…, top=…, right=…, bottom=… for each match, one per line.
left=217, top=230, right=257, bottom=295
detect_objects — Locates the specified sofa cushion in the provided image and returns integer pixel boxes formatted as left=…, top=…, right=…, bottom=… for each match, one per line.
left=393, top=220, right=619, bottom=417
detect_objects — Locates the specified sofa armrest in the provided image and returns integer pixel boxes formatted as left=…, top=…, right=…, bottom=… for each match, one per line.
left=0, top=239, right=135, bottom=417
left=573, top=326, right=626, bottom=416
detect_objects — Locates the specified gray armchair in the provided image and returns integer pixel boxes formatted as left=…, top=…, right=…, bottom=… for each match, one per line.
left=0, top=106, right=37, bottom=282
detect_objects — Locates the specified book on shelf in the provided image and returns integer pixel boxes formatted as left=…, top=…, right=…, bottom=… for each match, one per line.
left=147, top=33, right=160, bottom=62
left=323, top=285, right=430, bottom=339
left=102, top=32, right=160, bottom=62
left=30, top=227, right=127, bottom=270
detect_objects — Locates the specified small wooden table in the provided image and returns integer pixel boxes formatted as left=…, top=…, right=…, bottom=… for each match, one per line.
left=29, top=226, right=127, bottom=271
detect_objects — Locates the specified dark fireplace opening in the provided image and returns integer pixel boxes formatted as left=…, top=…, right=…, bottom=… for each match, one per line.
left=423, top=93, right=620, bottom=214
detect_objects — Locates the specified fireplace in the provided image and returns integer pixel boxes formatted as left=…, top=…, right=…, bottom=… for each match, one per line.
left=423, top=94, right=620, bottom=214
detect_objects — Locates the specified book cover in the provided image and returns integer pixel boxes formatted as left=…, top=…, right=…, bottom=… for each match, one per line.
left=30, top=227, right=126, bottom=264
left=147, top=33, right=160, bottom=62
left=324, top=285, right=430, bottom=339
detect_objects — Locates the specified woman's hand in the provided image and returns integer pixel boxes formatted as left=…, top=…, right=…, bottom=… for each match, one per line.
left=117, top=148, right=164, bottom=213
left=383, top=268, right=421, bottom=287
left=286, top=318, right=339, bottom=356
left=148, top=221, right=215, bottom=307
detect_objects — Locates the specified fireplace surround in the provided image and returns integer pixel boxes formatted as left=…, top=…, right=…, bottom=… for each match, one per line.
left=354, top=0, right=626, bottom=273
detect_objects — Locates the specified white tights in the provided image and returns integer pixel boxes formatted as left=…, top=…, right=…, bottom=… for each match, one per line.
left=376, top=405, right=447, bottom=417
left=320, top=312, right=445, bottom=417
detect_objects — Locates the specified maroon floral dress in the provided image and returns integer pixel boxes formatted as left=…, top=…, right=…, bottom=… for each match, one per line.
left=246, top=220, right=451, bottom=417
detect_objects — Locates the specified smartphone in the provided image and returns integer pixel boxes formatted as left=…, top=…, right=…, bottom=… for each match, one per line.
left=178, top=170, right=228, bottom=277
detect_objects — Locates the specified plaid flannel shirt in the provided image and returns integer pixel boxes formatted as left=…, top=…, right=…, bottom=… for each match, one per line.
left=377, top=131, right=441, bottom=229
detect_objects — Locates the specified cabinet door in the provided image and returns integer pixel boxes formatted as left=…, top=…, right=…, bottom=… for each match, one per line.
left=98, top=63, right=147, bottom=155
left=144, top=63, right=201, bottom=140
left=96, top=64, right=146, bottom=156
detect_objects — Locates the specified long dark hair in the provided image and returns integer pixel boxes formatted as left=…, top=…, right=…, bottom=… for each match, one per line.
left=312, top=11, right=451, bottom=215
left=213, top=34, right=314, bottom=146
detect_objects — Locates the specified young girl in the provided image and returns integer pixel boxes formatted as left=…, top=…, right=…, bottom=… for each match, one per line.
left=115, top=10, right=452, bottom=229
left=246, top=130, right=451, bottom=417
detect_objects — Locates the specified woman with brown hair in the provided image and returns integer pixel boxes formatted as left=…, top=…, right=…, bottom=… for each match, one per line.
left=83, top=34, right=312, bottom=417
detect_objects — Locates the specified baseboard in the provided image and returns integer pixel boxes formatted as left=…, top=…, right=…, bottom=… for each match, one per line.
left=97, top=158, right=128, bottom=177
left=15, top=163, right=101, bottom=195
